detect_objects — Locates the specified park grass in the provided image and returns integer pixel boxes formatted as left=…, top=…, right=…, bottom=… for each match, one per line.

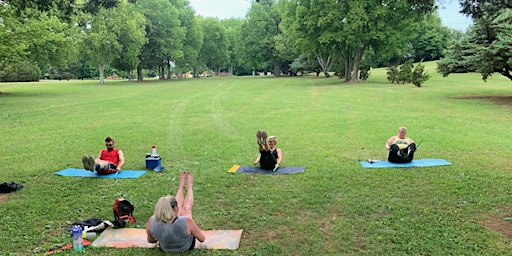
left=1, top=62, right=512, bottom=255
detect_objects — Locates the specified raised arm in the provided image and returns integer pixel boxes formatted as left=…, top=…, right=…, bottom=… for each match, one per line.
left=254, top=154, right=261, bottom=165
left=145, top=216, right=158, bottom=243
left=275, top=148, right=283, bottom=168
left=116, top=150, right=125, bottom=170
left=385, top=136, right=395, bottom=150
left=187, top=217, right=205, bottom=242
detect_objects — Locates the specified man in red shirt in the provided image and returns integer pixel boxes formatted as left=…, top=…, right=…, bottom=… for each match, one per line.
left=82, top=136, right=125, bottom=174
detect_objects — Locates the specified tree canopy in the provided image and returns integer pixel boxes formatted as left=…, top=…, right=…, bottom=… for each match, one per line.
left=438, top=0, right=512, bottom=81
left=281, top=0, right=436, bottom=82
left=0, top=0, right=475, bottom=84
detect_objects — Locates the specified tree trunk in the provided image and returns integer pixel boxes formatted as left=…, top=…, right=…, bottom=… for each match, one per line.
left=317, top=54, right=332, bottom=76
left=340, top=44, right=365, bottom=83
left=349, top=46, right=365, bottom=83
left=99, top=63, right=105, bottom=85
left=167, top=61, right=172, bottom=80
left=274, top=61, right=280, bottom=77
left=137, top=65, right=143, bottom=81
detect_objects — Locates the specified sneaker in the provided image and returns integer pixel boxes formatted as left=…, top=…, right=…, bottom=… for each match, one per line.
left=261, top=130, right=267, bottom=144
left=256, top=130, right=263, bottom=145
left=82, top=155, right=90, bottom=170
left=398, top=150, right=409, bottom=158
left=87, top=156, right=96, bottom=171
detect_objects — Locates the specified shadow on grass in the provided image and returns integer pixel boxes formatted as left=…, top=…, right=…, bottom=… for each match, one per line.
left=452, top=95, right=512, bottom=109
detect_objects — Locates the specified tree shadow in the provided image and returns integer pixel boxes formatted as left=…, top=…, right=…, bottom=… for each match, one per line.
left=452, top=95, right=512, bottom=109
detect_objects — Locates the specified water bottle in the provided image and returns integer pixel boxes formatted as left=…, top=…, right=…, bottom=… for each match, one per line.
left=71, top=225, right=84, bottom=251
left=151, top=145, right=157, bottom=156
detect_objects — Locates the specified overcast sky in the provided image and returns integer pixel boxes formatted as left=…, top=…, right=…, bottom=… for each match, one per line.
left=188, top=0, right=472, bottom=31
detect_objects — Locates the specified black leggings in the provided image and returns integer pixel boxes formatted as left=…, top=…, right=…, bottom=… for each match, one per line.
left=259, top=150, right=277, bottom=170
left=388, top=143, right=416, bottom=163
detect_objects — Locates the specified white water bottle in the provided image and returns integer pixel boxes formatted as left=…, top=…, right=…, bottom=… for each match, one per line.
left=151, top=145, right=157, bottom=156
left=71, top=225, right=84, bottom=251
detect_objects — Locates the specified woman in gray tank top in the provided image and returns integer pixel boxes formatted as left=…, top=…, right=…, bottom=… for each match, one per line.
left=145, top=172, right=205, bottom=252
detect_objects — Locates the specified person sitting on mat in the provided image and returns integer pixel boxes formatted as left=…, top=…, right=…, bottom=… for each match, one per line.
left=385, top=127, right=417, bottom=163
left=146, top=171, right=205, bottom=252
left=254, top=130, right=282, bottom=170
left=81, top=136, right=125, bottom=174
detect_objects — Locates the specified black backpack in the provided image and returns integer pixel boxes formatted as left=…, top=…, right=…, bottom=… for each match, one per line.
left=113, top=198, right=135, bottom=228
left=0, top=182, right=23, bottom=193
left=70, top=218, right=112, bottom=233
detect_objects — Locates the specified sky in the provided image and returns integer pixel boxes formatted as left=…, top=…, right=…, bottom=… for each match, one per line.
left=188, top=0, right=473, bottom=31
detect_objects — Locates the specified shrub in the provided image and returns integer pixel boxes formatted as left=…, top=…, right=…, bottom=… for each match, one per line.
left=0, top=58, right=41, bottom=82
left=387, top=66, right=399, bottom=83
left=398, top=59, right=414, bottom=83
left=359, top=66, right=371, bottom=80
left=410, top=62, right=431, bottom=87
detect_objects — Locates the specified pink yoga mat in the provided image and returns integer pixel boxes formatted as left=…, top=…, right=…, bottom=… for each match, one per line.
left=91, top=227, right=243, bottom=250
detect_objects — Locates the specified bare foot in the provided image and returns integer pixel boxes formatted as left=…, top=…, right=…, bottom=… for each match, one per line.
left=186, top=172, right=194, bottom=185
left=180, top=171, right=188, bottom=183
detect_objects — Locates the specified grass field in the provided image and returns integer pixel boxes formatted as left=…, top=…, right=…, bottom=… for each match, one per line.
left=1, top=62, right=512, bottom=255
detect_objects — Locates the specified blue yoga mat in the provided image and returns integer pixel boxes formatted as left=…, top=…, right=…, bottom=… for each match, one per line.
left=55, top=168, right=146, bottom=178
left=360, top=158, right=451, bottom=168
left=234, top=165, right=305, bottom=174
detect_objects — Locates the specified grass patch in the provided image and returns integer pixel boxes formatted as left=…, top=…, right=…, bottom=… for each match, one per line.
left=1, top=63, right=512, bottom=255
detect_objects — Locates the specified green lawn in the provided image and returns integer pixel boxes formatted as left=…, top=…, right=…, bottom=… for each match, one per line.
left=1, top=63, right=512, bottom=255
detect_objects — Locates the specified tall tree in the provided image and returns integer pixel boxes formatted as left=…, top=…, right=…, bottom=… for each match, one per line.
left=137, top=0, right=184, bottom=81
left=242, top=0, right=279, bottom=75
left=222, top=18, right=245, bottom=76
left=411, top=14, right=452, bottom=62
left=0, top=5, right=77, bottom=68
left=110, top=0, right=148, bottom=81
left=170, top=0, right=203, bottom=78
left=438, top=0, right=512, bottom=81
left=281, top=0, right=435, bottom=83
left=81, top=9, right=122, bottom=85
left=198, top=17, right=229, bottom=75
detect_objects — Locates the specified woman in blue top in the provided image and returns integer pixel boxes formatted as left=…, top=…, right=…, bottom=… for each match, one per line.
left=145, top=172, right=205, bottom=252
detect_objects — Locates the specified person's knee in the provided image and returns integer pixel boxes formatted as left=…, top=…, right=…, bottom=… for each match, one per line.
left=181, top=204, right=193, bottom=217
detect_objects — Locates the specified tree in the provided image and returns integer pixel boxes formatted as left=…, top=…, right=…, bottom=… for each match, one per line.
left=410, top=62, right=430, bottom=87
left=398, top=59, right=414, bottom=84
left=281, top=0, right=435, bottom=83
left=387, top=66, right=399, bottom=83
left=4, top=0, right=124, bottom=20
left=171, top=0, right=203, bottom=78
left=439, top=0, right=512, bottom=81
left=411, top=14, right=452, bottom=62
left=110, top=1, right=147, bottom=81
left=198, top=17, right=229, bottom=75
left=137, top=0, right=184, bottom=81
left=0, top=4, right=77, bottom=75
left=222, top=18, right=245, bottom=76
left=81, top=9, right=122, bottom=85
left=242, top=0, right=279, bottom=75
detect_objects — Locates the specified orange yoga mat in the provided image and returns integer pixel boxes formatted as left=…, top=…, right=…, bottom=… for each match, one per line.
left=91, top=227, right=243, bottom=250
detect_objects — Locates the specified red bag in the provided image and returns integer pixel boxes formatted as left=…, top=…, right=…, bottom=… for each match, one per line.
left=113, top=198, right=135, bottom=228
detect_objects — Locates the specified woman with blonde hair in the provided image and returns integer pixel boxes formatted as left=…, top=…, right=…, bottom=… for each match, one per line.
left=385, top=127, right=417, bottom=163
left=146, top=172, right=205, bottom=252
left=254, top=130, right=282, bottom=170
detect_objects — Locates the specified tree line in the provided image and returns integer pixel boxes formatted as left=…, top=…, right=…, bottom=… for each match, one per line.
left=0, top=0, right=508, bottom=84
